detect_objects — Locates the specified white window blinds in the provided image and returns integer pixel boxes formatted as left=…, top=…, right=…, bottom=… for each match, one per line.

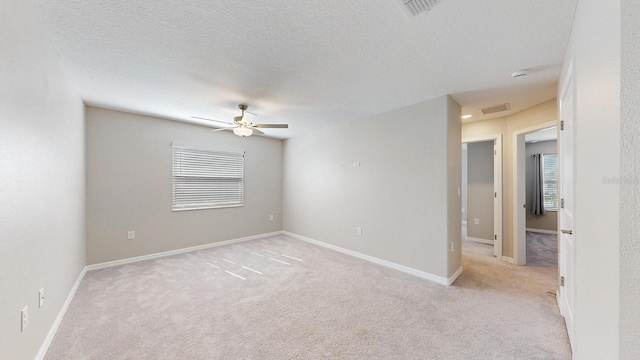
left=542, top=154, right=558, bottom=211
left=172, top=144, right=244, bottom=211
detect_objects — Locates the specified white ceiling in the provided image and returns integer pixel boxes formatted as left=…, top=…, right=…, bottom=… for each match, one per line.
left=31, top=0, right=578, bottom=139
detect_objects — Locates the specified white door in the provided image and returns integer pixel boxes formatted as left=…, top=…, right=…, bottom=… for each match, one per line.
left=559, top=69, right=575, bottom=350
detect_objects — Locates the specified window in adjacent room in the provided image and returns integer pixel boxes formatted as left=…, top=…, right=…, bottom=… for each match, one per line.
left=172, top=144, right=244, bottom=211
left=542, top=153, right=558, bottom=211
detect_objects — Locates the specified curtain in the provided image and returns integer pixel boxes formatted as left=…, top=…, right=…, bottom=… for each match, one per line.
left=532, top=153, right=546, bottom=215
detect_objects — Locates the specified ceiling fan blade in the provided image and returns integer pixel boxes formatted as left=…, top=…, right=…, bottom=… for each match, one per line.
left=192, top=116, right=234, bottom=125
left=212, top=127, right=233, bottom=132
left=251, top=128, right=265, bottom=135
left=252, top=124, right=289, bottom=128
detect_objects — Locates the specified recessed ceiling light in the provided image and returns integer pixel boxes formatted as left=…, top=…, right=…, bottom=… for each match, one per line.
left=461, top=115, right=472, bottom=119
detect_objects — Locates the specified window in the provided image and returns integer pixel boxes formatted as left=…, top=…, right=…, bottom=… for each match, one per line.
left=172, top=144, right=244, bottom=211
left=542, top=154, right=558, bottom=211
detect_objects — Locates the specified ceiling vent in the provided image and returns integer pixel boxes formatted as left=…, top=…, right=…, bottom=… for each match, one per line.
left=396, top=0, right=444, bottom=18
left=481, top=103, right=511, bottom=115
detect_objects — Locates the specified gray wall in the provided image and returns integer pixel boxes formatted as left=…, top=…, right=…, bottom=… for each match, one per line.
left=466, top=141, right=494, bottom=241
left=283, top=95, right=461, bottom=280
left=0, top=1, right=86, bottom=358
left=525, top=140, right=557, bottom=231
left=621, top=0, right=640, bottom=357
left=86, top=107, right=283, bottom=264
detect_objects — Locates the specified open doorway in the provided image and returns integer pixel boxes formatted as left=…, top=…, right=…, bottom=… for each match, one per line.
left=462, top=135, right=503, bottom=259
left=524, top=127, right=558, bottom=267
left=513, top=121, right=557, bottom=266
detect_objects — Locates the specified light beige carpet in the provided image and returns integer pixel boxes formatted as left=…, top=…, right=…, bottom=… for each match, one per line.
left=45, top=235, right=570, bottom=359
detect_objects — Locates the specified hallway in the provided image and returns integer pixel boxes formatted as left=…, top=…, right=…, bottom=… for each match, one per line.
left=460, top=238, right=569, bottom=358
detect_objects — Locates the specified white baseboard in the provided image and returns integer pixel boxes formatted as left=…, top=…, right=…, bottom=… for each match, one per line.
left=448, top=266, right=464, bottom=286
left=86, top=231, right=283, bottom=271
left=283, top=231, right=454, bottom=286
left=466, top=236, right=494, bottom=245
left=501, top=256, right=515, bottom=264
left=526, top=228, right=558, bottom=235
left=36, top=266, right=87, bottom=360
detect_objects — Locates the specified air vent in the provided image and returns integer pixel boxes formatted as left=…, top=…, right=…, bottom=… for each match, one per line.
left=396, top=0, right=444, bottom=18
left=481, top=103, right=511, bottom=115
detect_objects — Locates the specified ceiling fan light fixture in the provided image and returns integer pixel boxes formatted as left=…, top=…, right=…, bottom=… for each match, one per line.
left=241, top=112, right=256, bottom=125
left=233, top=126, right=253, bottom=137
left=193, top=104, right=288, bottom=138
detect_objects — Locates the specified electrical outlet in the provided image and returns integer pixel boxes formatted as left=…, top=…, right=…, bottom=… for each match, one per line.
left=353, top=162, right=360, bottom=167
left=127, top=231, right=135, bottom=240
left=21, top=306, right=28, bottom=332
left=474, top=218, right=480, bottom=225
left=39, top=288, right=44, bottom=308
left=269, top=215, right=274, bottom=221
left=357, top=227, right=362, bottom=236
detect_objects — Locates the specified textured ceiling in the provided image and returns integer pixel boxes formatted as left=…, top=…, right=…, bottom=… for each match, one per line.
left=30, top=0, right=578, bottom=138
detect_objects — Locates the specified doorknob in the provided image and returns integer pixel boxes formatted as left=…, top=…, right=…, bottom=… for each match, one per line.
left=561, top=229, right=573, bottom=235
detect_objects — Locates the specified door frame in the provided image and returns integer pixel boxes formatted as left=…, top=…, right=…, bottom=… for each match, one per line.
left=512, top=121, right=557, bottom=266
left=462, top=134, right=503, bottom=259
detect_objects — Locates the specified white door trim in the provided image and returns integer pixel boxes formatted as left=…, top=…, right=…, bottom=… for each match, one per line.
left=462, top=134, right=503, bottom=259
left=512, top=121, right=557, bottom=266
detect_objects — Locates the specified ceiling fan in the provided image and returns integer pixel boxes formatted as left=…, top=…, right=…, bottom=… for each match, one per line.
left=192, top=104, right=288, bottom=137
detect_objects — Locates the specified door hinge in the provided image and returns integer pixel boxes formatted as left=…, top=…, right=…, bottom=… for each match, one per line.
left=494, top=149, right=497, bottom=155
left=561, top=198, right=565, bottom=209
left=561, top=276, right=565, bottom=286
left=494, top=234, right=497, bottom=240
left=494, top=192, right=497, bottom=198
left=560, top=120, right=564, bottom=130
